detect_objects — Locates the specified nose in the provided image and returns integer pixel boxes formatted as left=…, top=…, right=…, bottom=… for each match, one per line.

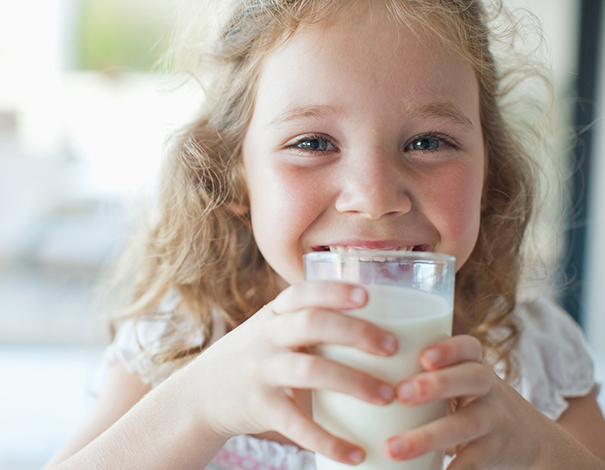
left=334, top=152, right=412, bottom=219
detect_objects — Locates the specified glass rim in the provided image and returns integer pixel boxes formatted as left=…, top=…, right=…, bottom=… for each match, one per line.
left=303, top=250, right=455, bottom=264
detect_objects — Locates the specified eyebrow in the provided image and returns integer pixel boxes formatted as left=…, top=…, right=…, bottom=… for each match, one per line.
left=265, top=105, right=342, bottom=129
left=406, top=102, right=475, bottom=129
left=265, top=102, right=474, bottom=129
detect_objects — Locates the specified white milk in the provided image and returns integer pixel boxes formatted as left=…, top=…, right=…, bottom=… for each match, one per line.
left=314, top=285, right=452, bottom=470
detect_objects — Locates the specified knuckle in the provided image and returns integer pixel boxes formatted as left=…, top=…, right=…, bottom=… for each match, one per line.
left=415, top=373, right=445, bottom=401
left=467, top=361, right=484, bottom=376
left=310, top=279, right=344, bottom=301
left=297, top=308, right=321, bottom=330
left=323, top=437, right=341, bottom=457
left=407, top=428, right=434, bottom=456
left=479, top=369, right=493, bottom=393
left=353, top=373, right=380, bottom=399
left=262, top=354, right=290, bottom=386
left=352, top=319, right=377, bottom=344
left=466, top=335, right=483, bottom=357
left=321, top=436, right=353, bottom=463
left=431, top=372, right=448, bottom=397
left=456, top=413, right=481, bottom=440
left=260, top=357, right=276, bottom=382
left=469, top=362, right=492, bottom=393
left=328, top=280, right=352, bottom=299
left=296, top=354, right=323, bottom=379
left=281, top=415, right=305, bottom=439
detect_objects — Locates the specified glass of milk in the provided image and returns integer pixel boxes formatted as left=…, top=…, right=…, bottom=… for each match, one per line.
left=303, top=251, right=455, bottom=470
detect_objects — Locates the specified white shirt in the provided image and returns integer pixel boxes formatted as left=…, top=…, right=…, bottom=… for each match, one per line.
left=98, top=296, right=596, bottom=470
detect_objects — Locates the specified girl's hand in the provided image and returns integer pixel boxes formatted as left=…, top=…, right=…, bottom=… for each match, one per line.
left=192, top=281, right=398, bottom=465
left=383, top=335, right=594, bottom=469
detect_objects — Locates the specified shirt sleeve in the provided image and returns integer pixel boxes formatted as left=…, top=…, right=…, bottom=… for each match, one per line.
left=93, top=291, right=224, bottom=390
left=514, top=297, right=597, bottom=421
left=102, top=314, right=203, bottom=387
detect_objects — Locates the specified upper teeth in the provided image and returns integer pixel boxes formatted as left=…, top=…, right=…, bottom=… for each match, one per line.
left=328, top=246, right=414, bottom=253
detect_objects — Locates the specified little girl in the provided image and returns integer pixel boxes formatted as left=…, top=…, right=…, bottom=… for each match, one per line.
left=44, top=0, right=605, bottom=469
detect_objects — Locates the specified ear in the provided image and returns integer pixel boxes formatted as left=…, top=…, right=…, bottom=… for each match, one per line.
left=227, top=202, right=249, bottom=215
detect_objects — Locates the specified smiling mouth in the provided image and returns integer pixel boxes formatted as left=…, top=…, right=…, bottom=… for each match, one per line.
left=313, top=245, right=431, bottom=253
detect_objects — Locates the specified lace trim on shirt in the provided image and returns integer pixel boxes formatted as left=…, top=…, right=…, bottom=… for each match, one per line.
left=98, top=290, right=209, bottom=387
left=211, top=435, right=316, bottom=470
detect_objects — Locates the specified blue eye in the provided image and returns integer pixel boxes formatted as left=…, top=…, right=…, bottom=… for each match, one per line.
left=297, top=136, right=331, bottom=151
left=288, top=134, right=337, bottom=154
left=406, top=135, right=444, bottom=151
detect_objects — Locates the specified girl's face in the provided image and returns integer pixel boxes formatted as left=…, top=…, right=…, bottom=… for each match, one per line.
left=242, top=8, right=485, bottom=286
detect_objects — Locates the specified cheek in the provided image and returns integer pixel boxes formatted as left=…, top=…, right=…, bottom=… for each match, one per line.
left=246, top=159, right=326, bottom=280
left=429, top=164, right=483, bottom=265
left=250, top=168, right=317, bottom=236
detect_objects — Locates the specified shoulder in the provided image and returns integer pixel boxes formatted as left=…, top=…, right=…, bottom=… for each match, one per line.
left=512, top=297, right=597, bottom=421
left=516, top=297, right=584, bottom=334
left=97, top=291, right=227, bottom=388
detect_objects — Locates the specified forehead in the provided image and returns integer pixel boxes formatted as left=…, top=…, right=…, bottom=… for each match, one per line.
left=252, top=6, right=479, bottom=126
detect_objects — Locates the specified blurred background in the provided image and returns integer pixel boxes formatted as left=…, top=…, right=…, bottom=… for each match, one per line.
left=0, top=0, right=603, bottom=468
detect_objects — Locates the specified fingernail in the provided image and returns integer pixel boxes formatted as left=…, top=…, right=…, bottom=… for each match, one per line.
left=387, top=437, right=407, bottom=459
left=349, top=448, right=364, bottom=464
left=379, top=384, right=394, bottom=401
left=382, top=334, right=397, bottom=353
left=398, top=382, right=414, bottom=401
left=350, top=287, right=366, bottom=305
left=424, top=348, right=440, bottom=365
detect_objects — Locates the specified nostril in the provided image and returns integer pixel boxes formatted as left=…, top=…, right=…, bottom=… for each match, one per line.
left=334, top=183, right=413, bottom=219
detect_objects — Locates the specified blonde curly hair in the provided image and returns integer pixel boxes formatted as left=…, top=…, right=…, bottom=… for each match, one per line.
left=109, top=0, right=551, bottom=381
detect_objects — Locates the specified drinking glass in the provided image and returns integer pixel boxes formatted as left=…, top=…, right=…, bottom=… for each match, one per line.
left=304, top=250, right=455, bottom=470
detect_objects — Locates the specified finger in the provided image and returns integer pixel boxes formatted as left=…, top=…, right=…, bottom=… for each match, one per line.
left=442, top=442, right=492, bottom=470
left=396, top=362, right=492, bottom=405
left=383, top=400, right=494, bottom=461
left=266, top=352, right=394, bottom=405
left=271, top=308, right=398, bottom=356
left=418, top=334, right=483, bottom=371
left=271, top=281, right=367, bottom=314
left=269, top=396, right=366, bottom=465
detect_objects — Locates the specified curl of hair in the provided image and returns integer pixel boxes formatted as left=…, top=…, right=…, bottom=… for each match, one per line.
left=110, top=0, right=552, bottom=380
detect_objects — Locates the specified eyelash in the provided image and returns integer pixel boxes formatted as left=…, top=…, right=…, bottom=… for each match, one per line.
left=287, top=134, right=338, bottom=154
left=285, top=132, right=460, bottom=155
left=404, top=133, right=460, bottom=153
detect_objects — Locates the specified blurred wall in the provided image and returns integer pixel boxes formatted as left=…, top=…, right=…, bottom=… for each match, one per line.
left=0, top=0, right=200, bottom=347
left=584, top=10, right=605, bottom=361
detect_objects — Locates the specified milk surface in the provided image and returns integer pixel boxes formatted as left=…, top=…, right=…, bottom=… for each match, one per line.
left=314, top=285, right=452, bottom=470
